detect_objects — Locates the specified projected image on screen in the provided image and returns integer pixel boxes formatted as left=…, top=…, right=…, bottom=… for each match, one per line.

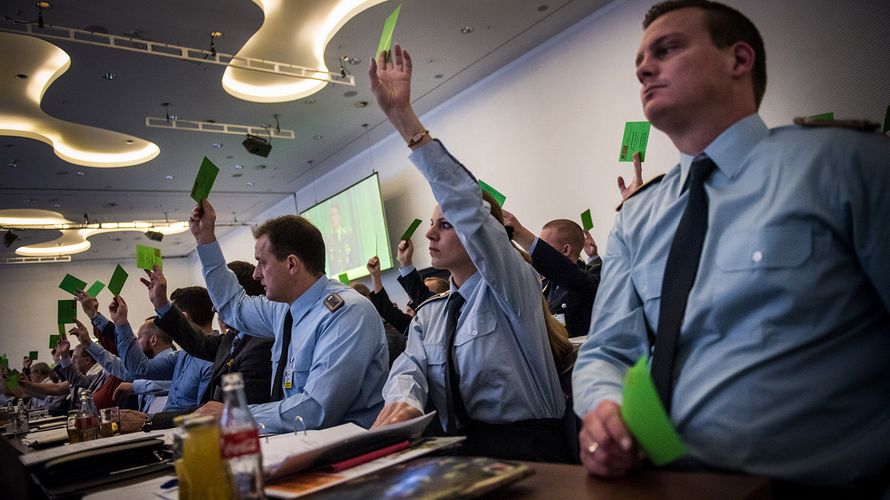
left=300, top=173, right=393, bottom=280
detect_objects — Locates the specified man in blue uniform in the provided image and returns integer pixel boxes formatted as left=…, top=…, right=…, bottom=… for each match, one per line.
left=572, top=0, right=890, bottom=493
left=189, top=201, right=388, bottom=433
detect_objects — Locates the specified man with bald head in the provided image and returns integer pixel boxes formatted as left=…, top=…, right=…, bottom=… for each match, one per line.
left=505, top=214, right=601, bottom=338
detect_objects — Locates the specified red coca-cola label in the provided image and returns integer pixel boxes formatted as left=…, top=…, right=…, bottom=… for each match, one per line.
left=220, top=428, right=260, bottom=458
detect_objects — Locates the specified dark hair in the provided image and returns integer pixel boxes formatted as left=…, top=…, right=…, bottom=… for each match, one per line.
left=31, top=362, right=50, bottom=377
left=643, top=0, right=766, bottom=108
left=252, top=215, right=326, bottom=276
left=142, top=318, right=172, bottom=345
left=423, top=276, right=450, bottom=294
left=228, top=261, right=264, bottom=297
left=350, top=282, right=371, bottom=297
left=170, top=286, right=215, bottom=327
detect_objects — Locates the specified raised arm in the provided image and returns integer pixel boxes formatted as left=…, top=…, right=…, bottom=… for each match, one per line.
left=109, top=296, right=178, bottom=380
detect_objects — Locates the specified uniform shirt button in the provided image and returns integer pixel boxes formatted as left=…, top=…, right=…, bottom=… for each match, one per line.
left=471, top=329, right=477, bottom=336
left=751, top=250, right=763, bottom=263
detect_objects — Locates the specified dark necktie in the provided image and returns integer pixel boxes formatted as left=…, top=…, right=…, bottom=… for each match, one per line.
left=651, top=156, right=717, bottom=413
left=270, top=310, right=293, bottom=401
left=443, top=292, right=467, bottom=434
left=229, top=331, right=243, bottom=356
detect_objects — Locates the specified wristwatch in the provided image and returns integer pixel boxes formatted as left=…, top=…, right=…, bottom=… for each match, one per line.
left=141, top=415, right=153, bottom=433
left=407, top=129, right=429, bottom=147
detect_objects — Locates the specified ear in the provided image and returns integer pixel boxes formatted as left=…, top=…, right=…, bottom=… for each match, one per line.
left=286, top=254, right=303, bottom=276
left=729, top=41, right=755, bottom=79
left=561, top=244, right=573, bottom=258
left=181, top=310, right=191, bottom=322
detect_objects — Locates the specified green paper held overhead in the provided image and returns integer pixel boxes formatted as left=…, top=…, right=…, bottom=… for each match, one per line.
left=191, top=156, right=220, bottom=202
left=400, top=218, right=423, bottom=241
left=108, top=265, right=128, bottom=296
left=580, top=209, right=594, bottom=231
left=808, top=112, right=834, bottom=121
left=59, top=273, right=87, bottom=295
left=86, top=280, right=106, bottom=298
left=619, top=121, right=651, bottom=162
left=620, top=355, right=687, bottom=466
left=478, top=180, right=506, bottom=207
left=56, top=323, right=65, bottom=335
left=50, top=334, right=60, bottom=349
left=338, top=272, right=350, bottom=285
left=6, top=370, right=20, bottom=391
left=136, top=244, right=163, bottom=271
left=58, top=299, right=77, bottom=324
left=29, top=351, right=38, bottom=360
left=376, top=4, right=402, bottom=60
left=0, top=355, right=8, bottom=368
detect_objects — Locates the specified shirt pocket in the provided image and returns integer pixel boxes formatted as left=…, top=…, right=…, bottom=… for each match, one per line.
left=715, top=224, right=812, bottom=272
left=631, top=263, right=664, bottom=302
left=454, top=311, right=498, bottom=347
left=424, top=344, right=447, bottom=366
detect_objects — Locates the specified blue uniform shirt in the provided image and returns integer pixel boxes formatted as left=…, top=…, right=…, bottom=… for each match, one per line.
left=116, top=322, right=212, bottom=412
left=197, top=241, right=388, bottom=434
left=383, top=140, right=566, bottom=431
left=573, top=114, right=890, bottom=486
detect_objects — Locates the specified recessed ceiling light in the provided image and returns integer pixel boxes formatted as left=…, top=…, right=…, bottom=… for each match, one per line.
left=234, top=164, right=243, bottom=169
left=353, top=100, right=368, bottom=108
left=53, top=203, right=61, bottom=208
left=460, top=26, right=474, bottom=34
left=225, top=155, right=234, bottom=159
left=343, top=90, right=358, bottom=97
left=537, top=4, right=549, bottom=12
left=303, top=99, right=315, bottom=105
left=254, top=164, right=266, bottom=170
left=434, top=74, right=444, bottom=79
left=340, top=56, right=361, bottom=65
left=211, top=143, right=223, bottom=149
left=16, top=74, right=28, bottom=80
left=125, top=139, right=135, bottom=144
left=165, top=175, right=174, bottom=180
left=246, top=182, right=254, bottom=187
left=102, top=72, right=117, bottom=80
left=312, top=135, right=324, bottom=140
left=76, top=171, right=85, bottom=176
left=232, top=173, right=243, bottom=178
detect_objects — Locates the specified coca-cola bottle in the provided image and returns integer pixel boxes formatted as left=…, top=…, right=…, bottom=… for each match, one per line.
left=220, top=372, right=264, bottom=499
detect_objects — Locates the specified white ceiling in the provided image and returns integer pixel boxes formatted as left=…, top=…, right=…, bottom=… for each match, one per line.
left=0, top=0, right=611, bottom=261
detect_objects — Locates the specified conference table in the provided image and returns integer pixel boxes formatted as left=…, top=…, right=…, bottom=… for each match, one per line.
left=2, top=433, right=771, bottom=499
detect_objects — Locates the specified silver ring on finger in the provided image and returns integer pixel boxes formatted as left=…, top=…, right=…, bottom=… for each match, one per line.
left=587, top=442, right=599, bottom=455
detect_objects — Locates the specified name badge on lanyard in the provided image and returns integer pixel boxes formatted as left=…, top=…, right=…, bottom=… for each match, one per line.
left=283, top=359, right=294, bottom=390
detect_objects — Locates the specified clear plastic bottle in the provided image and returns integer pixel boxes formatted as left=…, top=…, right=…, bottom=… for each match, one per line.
left=75, top=389, right=99, bottom=441
left=14, top=399, right=29, bottom=434
left=220, top=372, right=265, bottom=499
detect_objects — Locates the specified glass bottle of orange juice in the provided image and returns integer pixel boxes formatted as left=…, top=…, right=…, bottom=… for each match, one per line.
left=175, top=415, right=231, bottom=500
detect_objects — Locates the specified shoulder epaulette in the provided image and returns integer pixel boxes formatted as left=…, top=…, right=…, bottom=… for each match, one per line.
left=615, top=174, right=666, bottom=212
left=414, top=291, right=449, bottom=313
left=792, top=117, right=880, bottom=132
left=323, top=292, right=345, bottom=313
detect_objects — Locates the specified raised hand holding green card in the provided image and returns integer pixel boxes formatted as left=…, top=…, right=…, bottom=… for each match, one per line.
left=191, top=156, right=220, bottom=202
left=49, top=334, right=60, bottom=349
left=59, top=273, right=87, bottom=295
left=136, top=244, right=162, bottom=270
left=376, top=5, right=401, bottom=59
left=478, top=180, right=506, bottom=207
left=29, top=351, right=38, bottom=360
left=108, top=265, right=128, bottom=296
left=619, top=121, right=651, bottom=162
left=620, top=355, right=687, bottom=466
left=400, top=218, right=423, bottom=241
left=58, top=299, right=77, bottom=324
left=580, top=209, right=594, bottom=231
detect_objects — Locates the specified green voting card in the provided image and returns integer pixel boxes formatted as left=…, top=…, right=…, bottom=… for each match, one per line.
left=338, top=272, right=350, bottom=285
left=619, top=121, right=651, bottom=162
left=57, top=323, right=65, bottom=335
left=881, top=106, right=890, bottom=134
left=86, top=280, right=105, bottom=298
left=136, top=244, right=163, bottom=270
left=478, top=180, right=506, bottom=207
left=808, top=112, right=834, bottom=121
left=400, top=218, right=423, bottom=241
left=6, top=369, right=20, bottom=391
left=50, top=334, right=60, bottom=349
left=580, top=209, right=594, bottom=231
left=58, top=299, right=77, bottom=324
left=0, top=355, right=7, bottom=368
left=59, top=273, right=87, bottom=295
left=191, top=156, right=220, bottom=202
left=29, top=351, right=38, bottom=360
left=376, top=4, right=402, bottom=59
left=620, top=355, right=687, bottom=466
left=108, top=265, right=128, bottom=296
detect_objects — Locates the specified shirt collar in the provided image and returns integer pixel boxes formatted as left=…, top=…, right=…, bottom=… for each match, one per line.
left=289, top=275, right=329, bottom=318
left=679, top=113, right=769, bottom=184
left=451, top=270, right=481, bottom=301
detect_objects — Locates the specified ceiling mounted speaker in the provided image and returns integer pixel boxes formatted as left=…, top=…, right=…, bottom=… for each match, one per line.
left=242, top=134, right=271, bottom=157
